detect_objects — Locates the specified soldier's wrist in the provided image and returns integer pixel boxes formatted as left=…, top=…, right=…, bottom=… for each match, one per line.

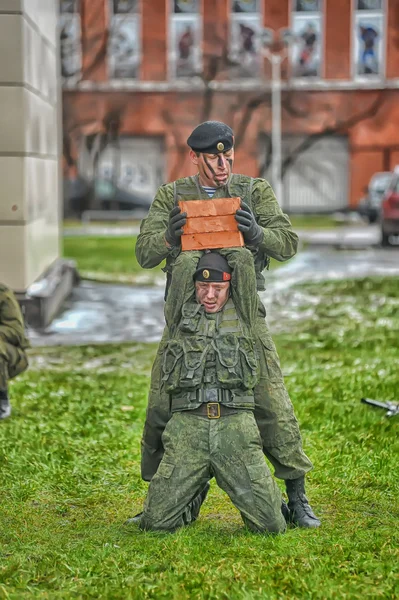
left=246, top=226, right=263, bottom=247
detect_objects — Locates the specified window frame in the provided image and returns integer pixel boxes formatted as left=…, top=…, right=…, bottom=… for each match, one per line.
left=289, top=0, right=325, bottom=81
left=228, top=0, right=264, bottom=80
left=107, top=0, right=142, bottom=81
left=351, top=0, right=386, bottom=82
left=168, top=0, right=203, bottom=80
left=59, top=0, right=82, bottom=84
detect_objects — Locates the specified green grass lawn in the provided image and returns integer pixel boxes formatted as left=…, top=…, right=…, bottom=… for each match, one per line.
left=1, top=277, right=398, bottom=599
left=289, top=215, right=341, bottom=229
left=62, top=236, right=165, bottom=285
left=63, top=219, right=142, bottom=229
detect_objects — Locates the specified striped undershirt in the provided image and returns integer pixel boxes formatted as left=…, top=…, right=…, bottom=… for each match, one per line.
left=201, top=186, right=217, bottom=198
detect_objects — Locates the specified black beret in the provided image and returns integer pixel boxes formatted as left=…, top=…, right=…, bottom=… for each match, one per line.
left=187, top=121, right=234, bottom=154
left=194, top=252, right=232, bottom=282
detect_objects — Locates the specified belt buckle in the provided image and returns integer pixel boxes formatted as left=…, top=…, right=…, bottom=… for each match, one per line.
left=207, top=402, right=220, bottom=419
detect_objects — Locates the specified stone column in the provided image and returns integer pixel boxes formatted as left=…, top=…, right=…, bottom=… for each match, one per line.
left=0, top=1, right=75, bottom=327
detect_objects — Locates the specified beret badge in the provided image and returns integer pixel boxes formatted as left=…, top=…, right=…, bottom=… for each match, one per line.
left=217, top=142, right=224, bottom=152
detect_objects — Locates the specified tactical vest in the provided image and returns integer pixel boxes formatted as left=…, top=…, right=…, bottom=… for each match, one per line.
left=161, top=299, right=259, bottom=412
left=163, top=174, right=270, bottom=297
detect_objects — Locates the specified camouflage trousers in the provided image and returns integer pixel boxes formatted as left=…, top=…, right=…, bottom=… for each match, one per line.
left=140, top=410, right=286, bottom=534
left=141, top=312, right=313, bottom=483
left=0, top=340, right=28, bottom=390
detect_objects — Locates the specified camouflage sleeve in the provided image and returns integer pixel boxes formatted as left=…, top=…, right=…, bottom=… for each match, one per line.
left=135, top=184, right=176, bottom=269
left=218, top=247, right=258, bottom=329
left=252, top=178, right=299, bottom=261
left=164, top=251, right=202, bottom=330
left=0, top=288, right=30, bottom=348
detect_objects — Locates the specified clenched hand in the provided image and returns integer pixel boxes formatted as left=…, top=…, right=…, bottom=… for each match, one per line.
left=165, top=206, right=187, bottom=246
left=235, top=201, right=263, bottom=247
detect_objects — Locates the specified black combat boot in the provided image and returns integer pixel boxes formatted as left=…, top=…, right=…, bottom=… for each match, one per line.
left=286, top=477, right=321, bottom=528
left=281, top=499, right=291, bottom=523
left=124, top=511, right=143, bottom=526
left=0, top=389, right=11, bottom=420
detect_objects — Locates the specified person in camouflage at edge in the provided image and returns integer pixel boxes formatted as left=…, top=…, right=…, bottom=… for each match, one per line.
left=137, top=252, right=286, bottom=534
left=135, top=121, right=320, bottom=528
left=0, top=283, right=30, bottom=419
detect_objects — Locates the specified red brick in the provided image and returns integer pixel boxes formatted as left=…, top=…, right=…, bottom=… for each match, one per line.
left=182, top=231, right=244, bottom=251
left=179, top=197, right=241, bottom=218
left=183, top=214, right=238, bottom=235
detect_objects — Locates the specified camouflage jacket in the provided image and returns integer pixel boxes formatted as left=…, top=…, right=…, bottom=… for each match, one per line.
left=163, top=298, right=258, bottom=412
left=0, top=284, right=30, bottom=349
left=135, top=174, right=298, bottom=292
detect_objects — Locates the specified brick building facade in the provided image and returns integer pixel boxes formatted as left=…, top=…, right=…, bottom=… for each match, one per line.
left=61, top=0, right=399, bottom=212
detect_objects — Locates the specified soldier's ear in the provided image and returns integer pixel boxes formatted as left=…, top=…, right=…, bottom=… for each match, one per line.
left=189, top=150, right=200, bottom=165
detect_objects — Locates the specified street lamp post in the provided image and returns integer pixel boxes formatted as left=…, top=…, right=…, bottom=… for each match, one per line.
left=270, top=52, right=283, bottom=207
left=261, top=28, right=293, bottom=210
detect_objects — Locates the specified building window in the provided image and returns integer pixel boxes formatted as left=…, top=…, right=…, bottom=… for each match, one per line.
left=60, top=0, right=81, bottom=82
left=353, top=0, right=385, bottom=79
left=291, top=0, right=323, bottom=79
left=229, top=0, right=262, bottom=79
left=108, top=0, right=141, bottom=79
left=169, top=0, right=202, bottom=79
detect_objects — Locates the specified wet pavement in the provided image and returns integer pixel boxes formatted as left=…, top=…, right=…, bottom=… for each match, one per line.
left=297, top=224, right=382, bottom=247
left=28, top=247, right=399, bottom=347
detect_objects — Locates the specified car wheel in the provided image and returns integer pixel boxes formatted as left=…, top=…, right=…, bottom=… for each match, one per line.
left=381, top=229, right=390, bottom=247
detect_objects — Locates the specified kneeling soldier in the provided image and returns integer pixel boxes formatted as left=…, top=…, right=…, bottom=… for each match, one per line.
left=0, top=284, right=29, bottom=419
left=138, top=253, right=286, bottom=534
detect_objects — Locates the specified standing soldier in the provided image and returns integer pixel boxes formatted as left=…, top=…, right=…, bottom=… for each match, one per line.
left=0, top=284, right=30, bottom=419
left=135, top=120, right=320, bottom=528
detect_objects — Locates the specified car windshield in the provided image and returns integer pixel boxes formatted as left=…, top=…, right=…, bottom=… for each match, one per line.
left=370, top=173, right=392, bottom=193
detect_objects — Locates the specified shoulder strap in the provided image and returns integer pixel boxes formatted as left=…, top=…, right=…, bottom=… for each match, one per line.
left=247, top=177, right=255, bottom=213
left=248, top=177, right=254, bottom=200
left=228, top=174, right=255, bottom=210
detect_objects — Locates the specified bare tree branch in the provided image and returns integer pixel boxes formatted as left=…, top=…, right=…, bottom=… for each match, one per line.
left=161, top=109, right=188, bottom=182
left=234, top=92, right=269, bottom=149
left=258, top=131, right=272, bottom=174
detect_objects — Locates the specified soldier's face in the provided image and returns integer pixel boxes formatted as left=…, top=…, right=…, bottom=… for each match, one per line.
left=195, top=281, right=230, bottom=313
left=190, top=148, right=234, bottom=188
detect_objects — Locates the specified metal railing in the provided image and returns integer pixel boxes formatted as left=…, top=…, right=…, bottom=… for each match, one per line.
left=81, top=209, right=148, bottom=225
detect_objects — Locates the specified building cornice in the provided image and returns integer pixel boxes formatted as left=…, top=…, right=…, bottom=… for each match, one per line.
left=62, top=78, right=399, bottom=94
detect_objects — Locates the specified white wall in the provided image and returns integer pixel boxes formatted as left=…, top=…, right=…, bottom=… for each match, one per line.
left=0, top=0, right=61, bottom=291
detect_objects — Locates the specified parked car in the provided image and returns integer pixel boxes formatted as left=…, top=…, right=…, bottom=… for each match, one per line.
left=381, top=168, right=399, bottom=246
left=357, top=171, right=393, bottom=223
left=63, top=176, right=152, bottom=218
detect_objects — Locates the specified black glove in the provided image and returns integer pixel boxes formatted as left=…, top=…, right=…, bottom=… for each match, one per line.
left=165, top=206, right=187, bottom=246
left=235, top=201, right=263, bottom=246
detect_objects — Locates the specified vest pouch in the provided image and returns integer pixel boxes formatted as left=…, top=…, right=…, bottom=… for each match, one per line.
left=179, top=336, right=208, bottom=389
left=239, top=337, right=259, bottom=390
left=180, top=303, right=202, bottom=334
left=162, top=340, right=184, bottom=393
left=213, top=334, right=242, bottom=388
